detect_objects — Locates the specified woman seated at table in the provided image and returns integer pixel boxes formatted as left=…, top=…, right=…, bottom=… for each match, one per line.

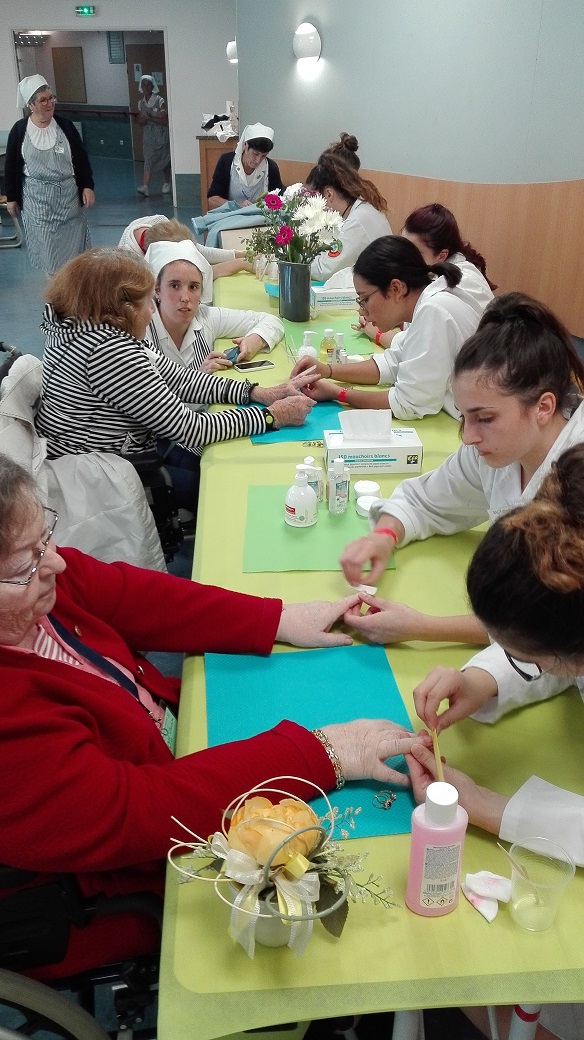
left=305, top=153, right=392, bottom=281
left=354, top=203, right=495, bottom=348
left=34, top=248, right=313, bottom=512
left=340, top=293, right=584, bottom=646
left=118, top=215, right=253, bottom=289
left=292, top=235, right=486, bottom=420
left=0, top=454, right=421, bottom=980
left=207, top=122, right=284, bottom=210
left=408, top=443, right=584, bottom=1040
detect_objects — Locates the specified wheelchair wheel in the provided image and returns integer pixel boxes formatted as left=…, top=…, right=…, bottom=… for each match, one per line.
left=0, top=969, right=109, bottom=1040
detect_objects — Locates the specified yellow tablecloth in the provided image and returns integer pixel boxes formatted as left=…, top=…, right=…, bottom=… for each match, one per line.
left=158, top=272, right=584, bottom=1040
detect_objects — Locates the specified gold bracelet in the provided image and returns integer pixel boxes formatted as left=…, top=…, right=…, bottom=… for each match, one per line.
left=312, top=728, right=345, bottom=789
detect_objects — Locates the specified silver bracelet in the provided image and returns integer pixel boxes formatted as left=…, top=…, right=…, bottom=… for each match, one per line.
left=312, top=729, right=345, bottom=789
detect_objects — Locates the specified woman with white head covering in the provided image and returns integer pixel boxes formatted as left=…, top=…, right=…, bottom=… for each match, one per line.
left=207, top=122, right=283, bottom=210
left=136, top=75, right=171, bottom=197
left=145, top=238, right=284, bottom=369
left=5, top=75, right=94, bottom=275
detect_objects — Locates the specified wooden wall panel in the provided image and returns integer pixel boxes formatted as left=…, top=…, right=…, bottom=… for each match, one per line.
left=277, top=159, right=584, bottom=337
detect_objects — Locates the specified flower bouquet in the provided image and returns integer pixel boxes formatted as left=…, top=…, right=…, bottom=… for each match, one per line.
left=168, top=777, right=397, bottom=958
left=243, top=184, right=343, bottom=265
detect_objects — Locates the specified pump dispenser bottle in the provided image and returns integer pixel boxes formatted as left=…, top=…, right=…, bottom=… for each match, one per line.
left=327, top=457, right=350, bottom=514
left=405, top=781, right=468, bottom=917
left=298, top=331, right=318, bottom=360
left=284, top=466, right=318, bottom=527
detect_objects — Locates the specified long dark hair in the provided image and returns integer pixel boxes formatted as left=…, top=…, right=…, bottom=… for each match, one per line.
left=306, top=153, right=387, bottom=213
left=454, top=292, right=584, bottom=411
left=353, top=235, right=462, bottom=294
left=467, top=444, right=584, bottom=658
left=403, top=203, right=496, bottom=290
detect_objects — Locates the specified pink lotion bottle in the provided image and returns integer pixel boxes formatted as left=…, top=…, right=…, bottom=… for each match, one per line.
left=405, top=781, right=468, bottom=917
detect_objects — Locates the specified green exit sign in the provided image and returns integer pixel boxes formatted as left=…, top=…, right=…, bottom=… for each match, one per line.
left=75, top=4, right=96, bottom=14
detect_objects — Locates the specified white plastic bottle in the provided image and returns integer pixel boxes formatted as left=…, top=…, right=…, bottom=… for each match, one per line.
left=284, top=467, right=318, bottom=527
left=302, top=455, right=324, bottom=502
left=327, top=457, right=350, bottom=514
left=334, top=331, right=345, bottom=363
left=297, top=331, right=318, bottom=360
left=320, top=328, right=335, bottom=361
left=405, top=781, right=468, bottom=917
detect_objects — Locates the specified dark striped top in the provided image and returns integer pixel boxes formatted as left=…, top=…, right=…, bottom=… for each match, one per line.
left=35, top=305, right=268, bottom=458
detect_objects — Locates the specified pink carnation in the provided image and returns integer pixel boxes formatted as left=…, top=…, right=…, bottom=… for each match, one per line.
left=264, top=194, right=283, bottom=210
left=275, top=225, right=294, bottom=245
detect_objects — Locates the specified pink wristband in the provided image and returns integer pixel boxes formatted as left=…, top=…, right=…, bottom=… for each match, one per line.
left=375, top=527, right=399, bottom=543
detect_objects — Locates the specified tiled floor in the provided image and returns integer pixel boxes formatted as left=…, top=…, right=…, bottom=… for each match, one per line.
left=0, top=156, right=199, bottom=358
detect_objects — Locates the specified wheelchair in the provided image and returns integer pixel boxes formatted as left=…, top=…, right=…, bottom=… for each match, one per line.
left=0, top=865, right=160, bottom=1039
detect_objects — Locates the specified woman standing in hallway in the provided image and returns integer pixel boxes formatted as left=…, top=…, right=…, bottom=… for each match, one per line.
left=5, top=75, right=94, bottom=275
left=136, top=75, right=171, bottom=197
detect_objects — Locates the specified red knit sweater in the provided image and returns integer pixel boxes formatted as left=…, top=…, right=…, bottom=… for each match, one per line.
left=0, top=548, right=334, bottom=977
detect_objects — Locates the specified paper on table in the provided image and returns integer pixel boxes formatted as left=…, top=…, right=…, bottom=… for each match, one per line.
left=243, top=484, right=396, bottom=572
left=249, top=400, right=343, bottom=444
left=204, top=643, right=415, bottom=839
left=340, top=409, right=393, bottom=441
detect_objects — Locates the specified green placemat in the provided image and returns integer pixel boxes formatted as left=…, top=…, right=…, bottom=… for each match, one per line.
left=243, top=484, right=397, bottom=572
left=284, top=315, right=375, bottom=357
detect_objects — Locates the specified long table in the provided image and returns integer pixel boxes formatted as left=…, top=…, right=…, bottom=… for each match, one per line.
left=158, top=273, right=584, bottom=1040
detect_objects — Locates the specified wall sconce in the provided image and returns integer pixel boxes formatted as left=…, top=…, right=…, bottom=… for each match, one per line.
left=226, top=40, right=238, bottom=64
left=293, top=22, right=321, bottom=62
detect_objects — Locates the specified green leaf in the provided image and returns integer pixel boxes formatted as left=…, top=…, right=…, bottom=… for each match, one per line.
left=316, top=881, right=349, bottom=938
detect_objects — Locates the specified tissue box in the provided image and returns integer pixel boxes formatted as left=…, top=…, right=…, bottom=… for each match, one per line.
left=324, top=428, right=423, bottom=473
left=310, top=286, right=358, bottom=312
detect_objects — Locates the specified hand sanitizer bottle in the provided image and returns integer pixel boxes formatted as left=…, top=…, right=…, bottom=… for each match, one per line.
left=320, top=328, right=335, bottom=361
left=405, top=781, right=468, bottom=917
left=284, top=467, right=318, bottom=527
left=327, top=457, right=350, bottom=514
left=302, top=455, right=324, bottom=501
left=298, top=331, right=318, bottom=360
left=334, top=332, right=345, bottom=363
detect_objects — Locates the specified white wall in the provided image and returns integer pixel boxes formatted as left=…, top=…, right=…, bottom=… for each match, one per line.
left=3, top=0, right=238, bottom=174
left=235, top=0, right=584, bottom=184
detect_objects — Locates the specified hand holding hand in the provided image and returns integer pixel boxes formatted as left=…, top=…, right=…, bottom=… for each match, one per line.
left=321, top=720, right=431, bottom=786
left=254, top=368, right=319, bottom=405
left=406, top=742, right=506, bottom=833
left=413, top=666, right=498, bottom=732
left=200, top=351, right=233, bottom=373
left=276, top=595, right=359, bottom=648
left=340, top=529, right=399, bottom=585
left=268, top=395, right=313, bottom=427
left=344, top=594, right=430, bottom=644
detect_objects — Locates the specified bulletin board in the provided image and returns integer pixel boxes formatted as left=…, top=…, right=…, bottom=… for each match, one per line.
left=52, top=46, right=87, bottom=104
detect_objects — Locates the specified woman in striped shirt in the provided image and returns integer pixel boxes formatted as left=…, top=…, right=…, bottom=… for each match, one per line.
left=35, top=248, right=313, bottom=512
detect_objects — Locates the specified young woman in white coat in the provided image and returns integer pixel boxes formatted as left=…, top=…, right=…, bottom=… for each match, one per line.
left=354, top=203, right=495, bottom=348
left=341, top=293, right=584, bottom=646
left=305, top=154, right=392, bottom=281
left=409, top=443, right=584, bottom=1040
left=293, top=235, right=486, bottom=420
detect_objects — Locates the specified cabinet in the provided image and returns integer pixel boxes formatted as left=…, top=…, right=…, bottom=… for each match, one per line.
left=197, top=135, right=238, bottom=214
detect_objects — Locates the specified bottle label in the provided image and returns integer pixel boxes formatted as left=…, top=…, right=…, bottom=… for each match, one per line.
left=419, top=843, right=460, bottom=909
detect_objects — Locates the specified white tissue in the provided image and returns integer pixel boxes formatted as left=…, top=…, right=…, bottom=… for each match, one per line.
left=461, top=883, right=499, bottom=923
left=339, top=410, right=392, bottom=442
left=465, top=870, right=512, bottom=903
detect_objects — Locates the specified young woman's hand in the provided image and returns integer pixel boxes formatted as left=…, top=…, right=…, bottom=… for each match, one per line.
left=413, top=666, right=499, bottom=732
left=290, top=356, right=327, bottom=379
left=340, top=526, right=403, bottom=585
left=82, top=189, right=95, bottom=208
left=344, top=594, right=431, bottom=644
left=301, top=379, right=340, bottom=402
left=232, top=334, right=266, bottom=361
left=350, top=316, right=377, bottom=340
left=406, top=743, right=507, bottom=833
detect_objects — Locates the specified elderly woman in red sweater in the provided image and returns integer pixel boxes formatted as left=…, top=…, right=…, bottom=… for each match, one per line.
left=0, top=454, right=421, bottom=980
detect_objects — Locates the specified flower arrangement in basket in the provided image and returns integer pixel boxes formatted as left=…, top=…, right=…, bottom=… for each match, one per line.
left=168, top=777, right=397, bottom=958
left=243, top=184, right=343, bottom=266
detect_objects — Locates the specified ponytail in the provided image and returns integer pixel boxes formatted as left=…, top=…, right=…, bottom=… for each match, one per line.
left=306, top=154, right=387, bottom=213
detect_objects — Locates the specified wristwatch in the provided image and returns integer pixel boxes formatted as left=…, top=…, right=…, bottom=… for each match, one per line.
left=262, top=407, right=276, bottom=429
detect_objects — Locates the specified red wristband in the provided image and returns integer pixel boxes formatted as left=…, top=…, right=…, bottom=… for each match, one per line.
left=375, top=527, right=399, bottom=543
left=337, top=387, right=348, bottom=404
left=375, top=328, right=382, bottom=345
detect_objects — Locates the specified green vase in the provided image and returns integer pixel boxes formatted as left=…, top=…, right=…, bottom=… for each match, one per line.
left=278, top=261, right=311, bottom=322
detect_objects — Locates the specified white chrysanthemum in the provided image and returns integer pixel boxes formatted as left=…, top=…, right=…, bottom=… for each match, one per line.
left=294, top=197, right=327, bottom=222
left=281, top=182, right=304, bottom=201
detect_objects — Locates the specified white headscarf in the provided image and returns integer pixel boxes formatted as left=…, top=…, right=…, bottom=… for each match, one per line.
left=233, top=122, right=274, bottom=192
left=139, top=75, right=160, bottom=94
left=145, top=240, right=213, bottom=306
left=17, top=75, right=50, bottom=108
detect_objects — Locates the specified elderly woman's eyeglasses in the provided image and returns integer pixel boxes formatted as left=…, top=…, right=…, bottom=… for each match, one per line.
left=503, top=649, right=545, bottom=683
left=0, top=508, right=59, bottom=586
left=35, top=95, right=57, bottom=105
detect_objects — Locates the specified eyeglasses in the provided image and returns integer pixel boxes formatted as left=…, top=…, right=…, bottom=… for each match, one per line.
left=0, top=508, right=59, bottom=586
left=356, top=288, right=380, bottom=309
left=35, top=95, right=57, bottom=105
left=503, top=649, right=546, bottom=683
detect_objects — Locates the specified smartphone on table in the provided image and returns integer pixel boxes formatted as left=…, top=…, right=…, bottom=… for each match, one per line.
left=233, top=360, right=276, bottom=372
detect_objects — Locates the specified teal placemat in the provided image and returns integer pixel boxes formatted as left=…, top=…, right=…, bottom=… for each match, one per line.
left=243, top=484, right=396, bottom=572
left=204, top=644, right=415, bottom=839
left=249, top=401, right=343, bottom=444
left=284, top=315, right=374, bottom=357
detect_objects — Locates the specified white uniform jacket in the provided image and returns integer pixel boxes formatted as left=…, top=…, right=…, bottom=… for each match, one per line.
left=310, top=199, right=392, bottom=281
left=145, top=302, right=284, bottom=368
left=371, top=277, right=487, bottom=420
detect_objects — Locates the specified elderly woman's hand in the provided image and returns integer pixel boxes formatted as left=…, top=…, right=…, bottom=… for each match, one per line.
left=200, top=351, right=234, bottom=373
left=267, top=396, right=313, bottom=427
left=251, top=368, right=319, bottom=406
left=320, top=720, right=431, bottom=786
left=276, top=595, right=359, bottom=647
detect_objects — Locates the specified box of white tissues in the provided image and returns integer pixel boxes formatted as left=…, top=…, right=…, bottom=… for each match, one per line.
left=324, top=411, right=423, bottom=473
